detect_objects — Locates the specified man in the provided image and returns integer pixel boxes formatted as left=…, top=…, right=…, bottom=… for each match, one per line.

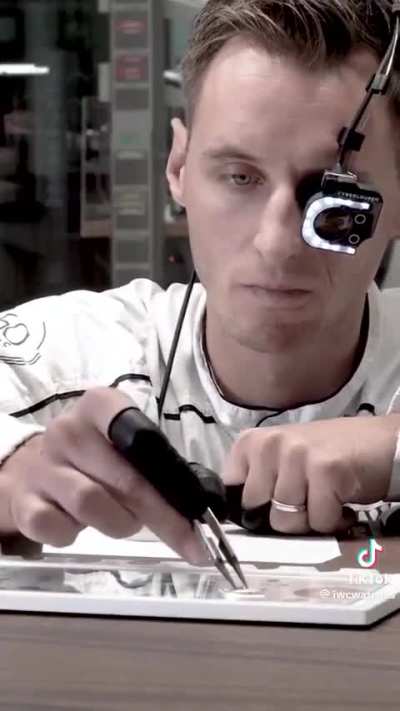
left=0, top=0, right=400, bottom=562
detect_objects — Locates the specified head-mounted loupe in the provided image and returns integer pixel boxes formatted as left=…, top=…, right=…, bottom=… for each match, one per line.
left=302, top=169, right=383, bottom=255
left=301, top=1, right=400, bottom=255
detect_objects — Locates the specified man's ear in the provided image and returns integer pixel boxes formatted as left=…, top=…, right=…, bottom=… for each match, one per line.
left=166, top=118, right=188, bottom=207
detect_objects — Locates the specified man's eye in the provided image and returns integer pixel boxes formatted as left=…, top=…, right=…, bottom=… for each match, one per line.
left=229, top=173, right=261, bottom=187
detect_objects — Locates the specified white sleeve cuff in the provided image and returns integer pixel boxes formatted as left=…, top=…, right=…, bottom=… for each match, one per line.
left=0, top=413, right=45, bottom=467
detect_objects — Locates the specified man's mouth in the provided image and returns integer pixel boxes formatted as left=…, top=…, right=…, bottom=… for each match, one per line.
left=248, top=282, right=311, bottom=293
left=244, top=284, right=312, bottom=305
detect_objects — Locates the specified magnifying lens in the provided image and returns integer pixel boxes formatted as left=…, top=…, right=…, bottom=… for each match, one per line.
left=301, top=2, right=400, bottom=255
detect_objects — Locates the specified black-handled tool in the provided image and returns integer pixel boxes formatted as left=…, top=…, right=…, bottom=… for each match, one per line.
left=109, top=407, right=214, bottom=522
left=108, top=407, right=249, bottom=589
left=190, top=465, right=273, bottom=534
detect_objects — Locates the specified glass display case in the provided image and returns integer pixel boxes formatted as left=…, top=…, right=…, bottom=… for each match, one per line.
left=0, top=0, right=111, bottom=309
left=0, top=0, right=207, bottom=310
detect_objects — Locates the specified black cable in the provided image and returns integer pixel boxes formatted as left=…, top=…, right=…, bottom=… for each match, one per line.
left=338, top=12, right=400, bottom=167
left=157, top=270, right=198, bottom=420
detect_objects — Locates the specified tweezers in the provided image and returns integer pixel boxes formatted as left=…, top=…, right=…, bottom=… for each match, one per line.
left=108, top=407, right=250, bottom=592
left=194, top=508, right=249, bottom=590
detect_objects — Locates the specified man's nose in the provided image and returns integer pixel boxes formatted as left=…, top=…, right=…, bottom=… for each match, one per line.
left=253, top=186, right=307, bottom=261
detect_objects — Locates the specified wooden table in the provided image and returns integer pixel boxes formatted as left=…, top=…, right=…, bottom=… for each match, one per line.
left=0, top=536, right=399, bottom=711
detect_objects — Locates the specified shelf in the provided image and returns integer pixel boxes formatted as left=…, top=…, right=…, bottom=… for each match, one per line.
left=79, top=218, right=188, bottom=239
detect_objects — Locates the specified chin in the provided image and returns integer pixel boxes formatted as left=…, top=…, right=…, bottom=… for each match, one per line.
left=230, top=315, right=318, bottom=353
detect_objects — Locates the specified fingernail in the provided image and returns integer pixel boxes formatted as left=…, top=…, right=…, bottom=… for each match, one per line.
left=182, top=531, right=210, bottom=566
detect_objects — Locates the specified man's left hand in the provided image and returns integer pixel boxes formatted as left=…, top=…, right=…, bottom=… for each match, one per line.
left=222, top=415, right=400, bottom=534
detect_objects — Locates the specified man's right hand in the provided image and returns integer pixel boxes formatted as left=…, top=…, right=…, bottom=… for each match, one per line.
left=0, top=387, right=207, bottom=564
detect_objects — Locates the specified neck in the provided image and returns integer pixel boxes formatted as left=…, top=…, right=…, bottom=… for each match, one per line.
left=204, top=302, right=368, bottom=410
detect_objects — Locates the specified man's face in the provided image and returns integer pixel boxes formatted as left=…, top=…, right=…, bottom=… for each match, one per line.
left=167, top=38, right=400, bottom=352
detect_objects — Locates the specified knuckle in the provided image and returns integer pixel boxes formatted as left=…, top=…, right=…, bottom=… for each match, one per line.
left=257, top=430, right=282, bottom=460
left=70, top=481, right=102, bottom=519
left=108, top=519, right=142, bottom=539
left=231, top=428, right=253, bottom=456
left=19, top=500, right=60, bottom=542
left=45, top=413, right=80, bottom=458
left=47, top=527, right=80, bottom=548
left=25, top=501, right=51, bottom=536
left=310, top=456, right=348, bottom=495
left=311, top=453, right=344, bottom=476
left=78, top=387, right=113, bottom=417
left=232, top=429, right=280, bottom=468
left=284, top=439, right=307, bottom=463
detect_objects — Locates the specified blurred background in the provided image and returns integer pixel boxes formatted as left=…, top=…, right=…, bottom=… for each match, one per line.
left=0, top=0, right=398, bottom=310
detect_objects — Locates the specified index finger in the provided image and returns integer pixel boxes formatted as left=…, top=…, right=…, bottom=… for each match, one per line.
left=77, top=386, right=138, bottom=438
left=61, top=388, right=209, bottom=563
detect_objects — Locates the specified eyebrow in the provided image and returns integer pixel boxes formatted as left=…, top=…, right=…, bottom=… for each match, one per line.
left=201, top=145, right=263, bottom=163
left=200, top=143, right=338, bottom=170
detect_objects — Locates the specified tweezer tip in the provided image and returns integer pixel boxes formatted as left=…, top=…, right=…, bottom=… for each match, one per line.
left=203, top=507, right=250, bottom=590
left=232, top=562, right=249, bottom=590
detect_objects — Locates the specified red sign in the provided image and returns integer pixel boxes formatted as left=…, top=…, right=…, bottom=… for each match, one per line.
left=116, top=55, right=148, bottom=83
left=116, top=19, right=147, bottom=36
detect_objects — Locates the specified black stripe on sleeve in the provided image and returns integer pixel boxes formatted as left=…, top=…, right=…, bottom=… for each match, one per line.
left=11, top=389, right=86, bottom=418
left=110, top=373, right=152, bottom=389
left=10, top=373, right=152, bottom=418
left=10, top=373, right=216, bottom=426
left=161, top=404, right=216, bottom=424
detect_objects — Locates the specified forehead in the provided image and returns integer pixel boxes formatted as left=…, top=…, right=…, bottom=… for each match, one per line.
left=190, top=37, right=393, bottom=169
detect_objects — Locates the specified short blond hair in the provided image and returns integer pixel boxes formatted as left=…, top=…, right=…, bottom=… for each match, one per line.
left=182, top=0, right=400, bottom=124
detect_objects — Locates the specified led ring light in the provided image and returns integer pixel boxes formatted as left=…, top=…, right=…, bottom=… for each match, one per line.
left=300, top=2, right=400, bottom=255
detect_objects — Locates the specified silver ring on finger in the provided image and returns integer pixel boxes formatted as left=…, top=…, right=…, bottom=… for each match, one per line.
left=271, top=499, right=307, bottom=514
